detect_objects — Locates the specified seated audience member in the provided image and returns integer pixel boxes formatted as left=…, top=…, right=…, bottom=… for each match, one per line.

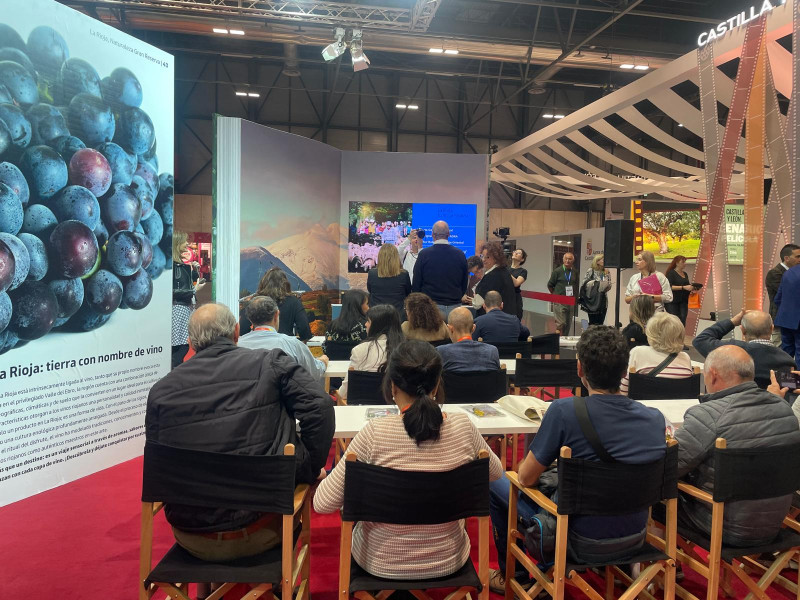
left=621, top=294, right=655, bottom=350
left=367, top=244, right=411, bottom=314
left=315, top=340, right=503, bottom=579
left=488, top=326, right=667, bottom=593
left=238, top=296, right=328, bottom=383
left=473, top=291, right=529, bottom=342
left=338, top=304, right=403, bottom=400
left=674, top=346, right=800, bottom=546
left=402, top=292, right=449, bottom=342
left=240, top=267, right=312, bottom=341
left=474, top=241, right=517, bottom=315
left=693, top=309, right=795, bottom=389
left=438, top=307, right=501, bottom=372
left=619, top=312, right=693, bottom=395
left=145, top=303, right=334, bottom=561
left=324, top=289, right=369, bottom=349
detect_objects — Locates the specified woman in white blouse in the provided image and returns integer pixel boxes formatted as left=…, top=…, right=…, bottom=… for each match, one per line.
left=625, top=250, right=673, bottom=312
left=315, top=340, right=503, bottom=579
left=337, top=304, right=403, bottom=400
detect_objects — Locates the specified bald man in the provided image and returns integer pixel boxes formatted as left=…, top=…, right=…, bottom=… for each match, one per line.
left=692, top=308, right=795, bottom=389
left=437, top=307, right=501, bottom=372
left=674, top=345, right=800, bottom=546
left=146, top=303, right=334, bottom=561
left=411, top=220, right=469, bottom=319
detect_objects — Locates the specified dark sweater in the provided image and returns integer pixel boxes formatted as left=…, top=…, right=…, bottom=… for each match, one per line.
left=622, top=322, right=648, bottom=350
left=367, top=269, right=411, bottom=313
left=411, top=242, right=469, bottom=305
left=240, top=295, right=312, bottom=341
left=475, top=267, right=517, bottom=316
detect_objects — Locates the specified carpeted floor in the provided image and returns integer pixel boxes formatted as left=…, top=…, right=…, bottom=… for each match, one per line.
left=1, top=446, right=795, bottom=599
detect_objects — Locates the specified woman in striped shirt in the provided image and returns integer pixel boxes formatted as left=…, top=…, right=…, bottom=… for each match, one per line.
left=620, top=311, right=694, bottom=395
left=314, top=340, right=504, bottom=580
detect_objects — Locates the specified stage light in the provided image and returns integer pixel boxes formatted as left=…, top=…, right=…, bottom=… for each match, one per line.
left=229, top=29, right=245, bottom=35
left=543, top=114, right=554, bottom=119
left=396, top=104, right=407, bottom=109
left=350, top=31, right=370, bottom=72
left=620, top=63, right=635, bottom=69
left=634, top=64, right=649, bottom=70
left=429, top=48, right=444, bottom=53
left=213, top=28, right=229, bottom=34
left=322, top=27, right=346, bottom=62
left=444, top=49, right=459, bottom=55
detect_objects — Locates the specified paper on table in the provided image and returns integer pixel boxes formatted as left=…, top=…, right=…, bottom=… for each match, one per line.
left=637, top=274, right=663, bottom=295
left=462, top=404, right=504, bottom=418
left=365, top=407, right=399, bottom=419
left=497, top=395, right=550, bottom=423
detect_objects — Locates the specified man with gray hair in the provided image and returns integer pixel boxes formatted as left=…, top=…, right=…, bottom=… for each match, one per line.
left=238, top=296, right=328, bottom=383
left=674, top=345, right=800, bottom=546
left=693, top=308, right=795, bottom=389
left=411, top=220, right=469, bottom=319
left=146, top=303, right=334, bottom=561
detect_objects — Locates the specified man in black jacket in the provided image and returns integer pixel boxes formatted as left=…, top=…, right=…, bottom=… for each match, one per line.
left=765, top=244, right=800, bottom=344
left=146, top=303, right=334, bottom=561
left=692, top=309, right=795, bottom=389
left=411, top=220, right=468, bottom=319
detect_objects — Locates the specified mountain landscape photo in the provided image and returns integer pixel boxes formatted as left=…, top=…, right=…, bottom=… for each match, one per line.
left=266, top=223, right=347, bottom=291
left=239, top=247, right=311, bottom=296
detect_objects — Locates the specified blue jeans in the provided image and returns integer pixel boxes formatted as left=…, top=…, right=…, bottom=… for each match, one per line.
left=489, top=474, right=541, bottom=580
left=436, top=303, right=463, bottom=320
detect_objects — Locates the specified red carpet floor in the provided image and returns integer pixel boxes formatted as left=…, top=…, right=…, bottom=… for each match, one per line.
left=1, top=448, right=795, bottom=599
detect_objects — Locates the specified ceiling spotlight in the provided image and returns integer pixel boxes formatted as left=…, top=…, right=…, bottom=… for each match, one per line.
left=429, top=48, right=444, bottom=53
left=444, top=49, right=459, bottom=55
left=396, top=104, right=407, bottom=109
left=554, top=114, right=565, bottom=119
left=229, top=29, right=245, bottom=35
left=543, top=114, right=554, bottom=119
left=248, top=92, right=259, bottom=97
left=620, top=63, right=635, bottom=69
left=678, top=123, right=684, bottom=127
left=213, top=28, right=229, bottom=34
left=407, top=104, right=419, bottom=110
left=634, top=64, right=650, bottom=70
left=322, top=27, right=346, bottom=62
left=235, top=91, right=247, bottom=96
left=350, top=30, right=370, bottom=72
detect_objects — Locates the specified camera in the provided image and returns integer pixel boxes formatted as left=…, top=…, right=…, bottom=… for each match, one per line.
left=493, top=227, right=510, bottom=240
left=416, top=229, right=425, bottom=239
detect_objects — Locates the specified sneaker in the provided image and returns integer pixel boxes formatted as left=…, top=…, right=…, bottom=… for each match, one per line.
left=489, top=569, right=506, bottom=595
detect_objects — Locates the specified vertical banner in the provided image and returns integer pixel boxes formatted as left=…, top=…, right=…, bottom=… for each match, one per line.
left=0, top=1, right=173, bottom=506
left=744, top=38, right=766, bottom=310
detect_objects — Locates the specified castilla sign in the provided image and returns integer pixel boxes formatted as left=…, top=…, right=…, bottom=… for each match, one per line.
left=697, top=0, right=786, bottom=48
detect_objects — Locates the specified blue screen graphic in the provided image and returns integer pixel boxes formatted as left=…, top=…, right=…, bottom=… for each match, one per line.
left=411, top=203, right=477, bottom=258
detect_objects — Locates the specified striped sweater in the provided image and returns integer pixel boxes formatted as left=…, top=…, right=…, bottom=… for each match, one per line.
left=313, top=411, right=503, bottom=579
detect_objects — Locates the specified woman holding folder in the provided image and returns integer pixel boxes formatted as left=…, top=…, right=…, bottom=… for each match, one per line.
left=624, top=250, right=672, bottom=312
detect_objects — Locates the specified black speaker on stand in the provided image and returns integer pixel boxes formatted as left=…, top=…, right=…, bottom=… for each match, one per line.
left=603, top=220, right=635, bottom=329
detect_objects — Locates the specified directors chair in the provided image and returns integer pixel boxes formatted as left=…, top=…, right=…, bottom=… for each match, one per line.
left=339, top=450, right=491, bottom=600
left=139, top=442, right=311, bottom=600
left=627, top=367, right=702, bottom=401
left=651, top=438, right=800, bottom=600
left=506, top=441, right=679, bottom=600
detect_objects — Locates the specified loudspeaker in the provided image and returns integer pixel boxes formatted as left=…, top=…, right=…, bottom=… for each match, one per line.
left=603, top=220, right=635, bottom=269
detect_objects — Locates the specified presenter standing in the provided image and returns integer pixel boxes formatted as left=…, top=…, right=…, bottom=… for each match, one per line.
left=547, top=252, right=578, bottom=336
left=625, top=251, right=672, bottom=312
left=664, top=255, right=692, bottom=325
left=412, top=221, right=468, bottom=319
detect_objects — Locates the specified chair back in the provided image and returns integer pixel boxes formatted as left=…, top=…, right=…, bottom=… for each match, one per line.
left=442, top=369, right=508, bottom=404
left=324, top=339, right=360, bottom=360
left=514, top=358, right=584, bottom=391
left=712, top=440, right=800, bottom=503
left=342, top=455, right=490, bottom=524
left=487, top=340, right=531, bottom=359
left=347, top=370, right=386, bottom=405
left=429, top=338, right=451, bottom=348
left=627, top=372, right=701, bottom=400
left=530, top=333, right=560, bottom=357
left=557, top=443, right=678, bottom=516
left=141, top=442, right=296, bottom=514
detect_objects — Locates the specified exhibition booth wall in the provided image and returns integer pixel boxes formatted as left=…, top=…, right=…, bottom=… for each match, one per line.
left=0, top=0, right=174, bottom=506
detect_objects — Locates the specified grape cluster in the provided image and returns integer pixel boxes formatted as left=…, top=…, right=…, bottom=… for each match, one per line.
left=0, top=23, right=172, bottom=354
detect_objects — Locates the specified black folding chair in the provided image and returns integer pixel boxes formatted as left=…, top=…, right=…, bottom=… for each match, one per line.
left=442, top=367, right=508, bottom=404
left=530, top=333, right=560, bottom=358
left=627, top=368, right=702, bottom=400
left=345, top=369, right=386, bottom=406
left=652, top=439, right=800, bottom=600
left=323, top=339, right=360, bottom=360
left=139, top=442, right=310, bottom=600
left=512, top=358, right=587, bottom=398
left=484, top=339, right=532, bottom=359
left=339, top=450, right=491, bottom=600
left=507, top=442, right=679, bottom=600
left=430, top=338, right=452, bottom=348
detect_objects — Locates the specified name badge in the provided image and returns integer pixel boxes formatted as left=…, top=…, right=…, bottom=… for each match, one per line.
left=565, top=286, right=574, bottom=297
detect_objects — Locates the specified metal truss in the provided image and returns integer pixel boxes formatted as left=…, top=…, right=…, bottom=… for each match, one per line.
left=71, top=0, right=443, bottom=31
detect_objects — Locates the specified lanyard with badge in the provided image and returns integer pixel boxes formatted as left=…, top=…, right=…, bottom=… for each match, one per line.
left=564, top=266, right=574, bottom=297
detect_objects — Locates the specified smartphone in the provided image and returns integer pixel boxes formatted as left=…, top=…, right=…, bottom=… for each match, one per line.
left=777, top=370, right=800, bottom=391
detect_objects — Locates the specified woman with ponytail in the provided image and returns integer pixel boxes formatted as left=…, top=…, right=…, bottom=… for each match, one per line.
left=315, top=340, right=503, bottom=580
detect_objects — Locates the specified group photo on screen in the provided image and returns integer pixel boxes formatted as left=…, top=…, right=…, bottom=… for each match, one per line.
left=348, top=202, right=414, bottom=272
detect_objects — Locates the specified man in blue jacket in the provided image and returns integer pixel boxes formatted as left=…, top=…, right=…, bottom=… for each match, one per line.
left=438, top=307, right=501, bottom=372
left=775, top=264, right=800, bottom=368
left=473, top=291, right=530, bottom=342
left=411, top=220, right=468, bottom=319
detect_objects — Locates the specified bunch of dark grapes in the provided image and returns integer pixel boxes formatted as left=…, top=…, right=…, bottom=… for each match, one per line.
left=0, top=24, right=172, bottom=354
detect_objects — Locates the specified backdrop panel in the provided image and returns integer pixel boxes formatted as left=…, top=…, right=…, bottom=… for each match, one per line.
left=0, top=0, right=173, bottom=506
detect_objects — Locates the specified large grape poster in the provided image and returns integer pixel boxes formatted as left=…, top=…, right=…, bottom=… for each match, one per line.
left=0, top=0, right=173, bottom=506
